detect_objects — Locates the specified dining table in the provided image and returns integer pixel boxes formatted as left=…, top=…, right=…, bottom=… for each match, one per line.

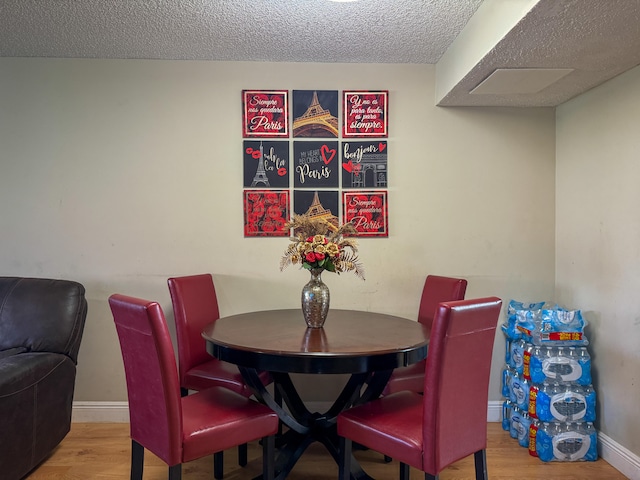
left=202, top=308, right=430, bottom=480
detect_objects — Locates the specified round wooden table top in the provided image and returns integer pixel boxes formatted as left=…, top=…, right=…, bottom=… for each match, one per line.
left=202, top=308, right=430, bottom=374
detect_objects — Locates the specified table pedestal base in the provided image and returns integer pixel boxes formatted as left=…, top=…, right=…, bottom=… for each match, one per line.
left=240, top=367, right=391, bottom=480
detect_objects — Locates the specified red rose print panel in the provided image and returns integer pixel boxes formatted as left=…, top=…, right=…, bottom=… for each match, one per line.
left=242, top=90, right=289, bottom=137
left=244, top=189, right=290, bottom=237
left=343, top=91, right=388, bottom=138
left=343, top=191, right=388, bottom=237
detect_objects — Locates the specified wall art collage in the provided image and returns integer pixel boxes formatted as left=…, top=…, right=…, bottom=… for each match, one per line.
left=242, top=89, right=389, bottom=238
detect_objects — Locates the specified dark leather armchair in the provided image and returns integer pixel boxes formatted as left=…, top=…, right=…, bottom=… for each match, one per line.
left=0, top=277, right=88, bottom=480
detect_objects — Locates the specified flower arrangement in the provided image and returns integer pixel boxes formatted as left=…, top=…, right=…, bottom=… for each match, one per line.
left=280, top=214, right=365, bottom=280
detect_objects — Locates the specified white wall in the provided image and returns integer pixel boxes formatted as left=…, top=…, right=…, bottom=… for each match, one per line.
left=556, top=64, right=640, bottom=458
left=0, top=58, right=556, bottom=404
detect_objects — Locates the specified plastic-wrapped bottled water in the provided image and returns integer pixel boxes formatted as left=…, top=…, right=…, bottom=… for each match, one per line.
left=527, top=345, right=592, bottom=385
left=505, top=300, right=545, bottom=341
left=533, top=309, right=589, bottom=346
left=536, top=421, right=598, bottom=462
left=529, top=383, right=596, bottom=423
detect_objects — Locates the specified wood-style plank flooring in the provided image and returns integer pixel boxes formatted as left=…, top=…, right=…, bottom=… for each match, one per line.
left=26, top=423, right=626, bottom=479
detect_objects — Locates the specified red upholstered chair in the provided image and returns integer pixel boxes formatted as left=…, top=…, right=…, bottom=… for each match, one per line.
left=109, top=294, right=278, bottom=480
left=383, top=275, right=467, bottom=395
left=167, top=274, right=275, bottom=478
left=338, top=297, right=502, bottom=480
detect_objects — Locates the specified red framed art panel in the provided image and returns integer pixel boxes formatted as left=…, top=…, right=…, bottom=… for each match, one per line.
left=343, top=90, right=388, bottom=138
left=242, top=90, right=289, bottom=138
left=244, top=189, right=290, bottom=237
left=343, top=190, right=388, bottom=237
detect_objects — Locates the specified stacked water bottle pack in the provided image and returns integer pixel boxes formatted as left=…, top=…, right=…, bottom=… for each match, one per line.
left=501, top=300, right=598, bottom=462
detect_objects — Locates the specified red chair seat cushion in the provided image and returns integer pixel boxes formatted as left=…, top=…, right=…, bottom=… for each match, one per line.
left=183, top=359, right=270, bottom=397
left=383, top=360, right=425, bottom=395
left=181, top=387, right=278, bottom=462
left=337, top=391, right=423, bottom=469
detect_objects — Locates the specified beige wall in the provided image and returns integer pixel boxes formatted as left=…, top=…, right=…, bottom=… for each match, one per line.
left=0, top=58, right=556, bottom=404
left=556, top=64, right=640, bottom=457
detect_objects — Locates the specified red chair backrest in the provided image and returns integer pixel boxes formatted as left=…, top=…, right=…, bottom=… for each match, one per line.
left=422, top=297, right=501, bottom=475
left=109, top=294, right=183, bottom=466
left=417, top=275, right=468, bottom=329
left=167, top=274, right=220, bottom=383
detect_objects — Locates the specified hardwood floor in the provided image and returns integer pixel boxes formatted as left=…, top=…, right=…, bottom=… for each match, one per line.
left=27, top=423, right=626, bottom=480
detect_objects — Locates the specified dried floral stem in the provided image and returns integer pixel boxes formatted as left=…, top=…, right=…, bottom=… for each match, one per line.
left=280, top=214, right=365, bottom=280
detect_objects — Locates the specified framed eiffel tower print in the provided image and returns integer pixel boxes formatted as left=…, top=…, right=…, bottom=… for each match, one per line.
left=243, top=189, right=290, bottom=237
left=293, top=190, right=340, bottom=232
left=243, top=140, right=289, bottom=188
left=343, top=90, right=388, bottom=138
left=292, top=90, right=339, bottom=138
left=242, top=90, right=289, bottom=137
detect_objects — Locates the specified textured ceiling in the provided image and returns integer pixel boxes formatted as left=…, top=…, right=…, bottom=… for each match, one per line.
left=0, top=0, right=483, bottom=64
left=1, top=0, right=639, bottom=107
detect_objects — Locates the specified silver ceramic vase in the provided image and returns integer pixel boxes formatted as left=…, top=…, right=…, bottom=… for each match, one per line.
left=301, top=268, right=330, bottom=328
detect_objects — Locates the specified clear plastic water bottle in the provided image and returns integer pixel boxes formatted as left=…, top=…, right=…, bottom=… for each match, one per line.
left=529, top=345, right=544, bottom=383
left=523, top=342, right=534, bottom=380
left=511, top=339, right=526, bottom=374
left=502, top=400, right=513, bottom=431
left=510, top=373, right=530, bottom=410
left=518, top=411, right=532, bottom=447
left=579, top=347, right=592, bottom=384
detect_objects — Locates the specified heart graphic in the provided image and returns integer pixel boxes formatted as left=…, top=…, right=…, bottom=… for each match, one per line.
left=252, top=150, right=261, bottom=159
left=343, top=161, right=354, bottom=173
left=320, top=144, right=336, bottom=165
left=379, top=142, right=386, bottom=152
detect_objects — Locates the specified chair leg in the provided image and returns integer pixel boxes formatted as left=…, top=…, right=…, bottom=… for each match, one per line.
left=168, top=464, right=182, bottom=480
left=238, top=443, right=248, bottom=466
left=131, top=440, right=144, bottom=480
left=262, top=435, right=275, bottom=480
left=474, top=449, right=488, bottom=480
left=338, top=437, right=352, bottom=480
left=399, top=462, right=410, bottom=480
left=214, top=451, right=224, bottom=480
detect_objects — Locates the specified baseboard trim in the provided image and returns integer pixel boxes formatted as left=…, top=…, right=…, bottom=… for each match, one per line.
left=74, top=400, right=639, bottom=479
left=487, top=400, right=502, bottom=422
left=599, top=431, right=640, bottom=480
left=72, top=401, right=129, bottom=423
